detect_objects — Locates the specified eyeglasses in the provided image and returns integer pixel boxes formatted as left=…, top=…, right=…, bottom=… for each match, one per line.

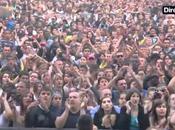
left=116, top=55, right=123, bottom=58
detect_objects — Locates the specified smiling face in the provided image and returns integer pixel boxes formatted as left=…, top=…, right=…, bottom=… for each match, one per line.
left=130, top=92, right=140, bottom=106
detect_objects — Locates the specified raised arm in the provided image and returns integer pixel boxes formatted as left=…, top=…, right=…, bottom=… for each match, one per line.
left=55, top=101, right=70, bottom=128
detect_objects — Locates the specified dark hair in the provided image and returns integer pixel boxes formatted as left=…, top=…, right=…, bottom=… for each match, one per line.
left=78, top=114, right=93, bottom=130
left=151, top=99, right=169, bottom=127
left=97, top=76, right=109, bottom=86
left=39, top=86, right=53, bottom=97
left=126, top=88, right=142, bottom=101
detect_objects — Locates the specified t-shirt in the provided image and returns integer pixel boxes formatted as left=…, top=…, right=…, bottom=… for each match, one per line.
left=62, top=110, right=80, bottom=128
left=130, top=115, right=139, bottom=130
left=0, top=112, right=9, bottom=127
left=25, top=105, right=59, bottom=128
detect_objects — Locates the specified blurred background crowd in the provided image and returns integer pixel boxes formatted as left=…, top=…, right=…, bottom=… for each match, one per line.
left=0, top=0, right=175, bottom=130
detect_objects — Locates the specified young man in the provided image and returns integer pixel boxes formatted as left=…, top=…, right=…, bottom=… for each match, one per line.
left=25, top=87, right=59, bottom=128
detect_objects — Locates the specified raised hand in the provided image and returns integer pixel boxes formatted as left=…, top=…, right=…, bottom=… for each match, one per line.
left=125, top=101, right=131, bottom=114
left=65, top=100, right=71, bottom=111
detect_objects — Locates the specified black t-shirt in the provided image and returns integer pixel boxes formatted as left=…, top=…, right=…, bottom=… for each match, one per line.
left=62, top=110, right=80, bottom=128
left=25, top=105, right=59, bottom=128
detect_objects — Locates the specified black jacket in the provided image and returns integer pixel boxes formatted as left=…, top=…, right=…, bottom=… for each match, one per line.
left=118, top=105, right=149, bottom=130
left=94, top=106, right=119, bottom=129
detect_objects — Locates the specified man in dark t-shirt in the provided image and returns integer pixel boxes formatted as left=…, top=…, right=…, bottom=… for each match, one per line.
left=25, top=87, right=59, bottom=128
left=55, top=91, right=86, bottom=128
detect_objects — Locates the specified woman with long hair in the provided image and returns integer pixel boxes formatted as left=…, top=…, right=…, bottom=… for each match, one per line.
left=14, top=92, right=34, bottom=127
left=93, top=96, right=119, bottom=129
left=149, top=99, right=169, bottom=129
left=118, top=88, right=150, bottom=130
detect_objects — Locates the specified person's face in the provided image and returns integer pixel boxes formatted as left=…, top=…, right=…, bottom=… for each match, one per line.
left=146, top=65, right=152, bottom=74
left=165, top=56, right=172, bottom=66
left=83, top=49, right=91, bottom=57
left=170, top=94, right=175, bottom=109
left=99, top=78, right=109, bottom=90
left=80, top=57, right=87, bottom=65
left=20, top=75, right=29, bottom=83
left=52, top=29, right=58, bottom=35
left=97, top=72, right=104, bottom=79
left=39, top=90, right=52, bottom=107
left=79, top=67, right=87, bottom=75
left=150, top=28, right=157, bottom=36
left=22, top=93, right=33, bottom=107
left=54, top=76, right=63, bottom=87
left=16, top=82, right=27, bottom=95
left=29, top=73, right=38, bottom=84
left=64, top=74, right=72, bottom=83
left=100, top=54, right=105, bottom=61
left=101, top=89, right=112, bottom=99
left=64, top=64, right=71, bottom=72
left=105, top=54, right=112, bottom=62
left=2, top=73, right=10, bottom=85
left=163, top=40, right=170, bottom=48
left=105, top=69, right=113, bottom=79
left=54, top=60, right=64, bottom=70
left=115, top=52, right=124, bottom=62
left=148, top=90, right=155, bottom=100
left=42, top=73, right=50, bottom=83
left=130, top=92, right=140, bottom=106
left=139, top=57, right=145, bottom=66
left=68, top=92, right=81, bottom=108
left=52, top=95, right=62, bottom=107
left=87, top=32, right=92, bottom=38
left=3, top=46, right=11, bottom=56
left=118, top=93, right=126, bottom=107
left=101, top=97, right=113, bottom=111
left=117, top=79, right=127, bottom=92
left=156, top=103, right=167, bottom=118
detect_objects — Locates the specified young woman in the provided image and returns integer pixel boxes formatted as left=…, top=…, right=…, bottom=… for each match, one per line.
left=149, top=99, right=169, bottom=129
left=14, top=92, right=34, bottom=127
left=93, top=97, right=119, bottom=129
left=118, top=88, right=150, bottom=130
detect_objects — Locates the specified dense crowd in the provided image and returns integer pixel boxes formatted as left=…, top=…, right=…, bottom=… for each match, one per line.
left=0, top=0, right=175, bottom=130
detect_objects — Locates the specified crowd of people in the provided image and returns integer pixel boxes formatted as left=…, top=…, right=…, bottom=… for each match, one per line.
left=0, top=0, right=175, bottom=130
